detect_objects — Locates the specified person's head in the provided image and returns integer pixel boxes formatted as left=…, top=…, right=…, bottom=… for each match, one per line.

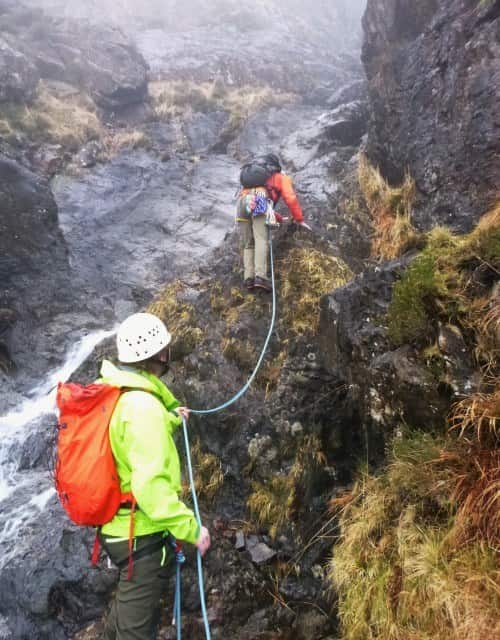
left=116, top=312, right=172, bottom=377
left=262, top=153, right=282, bottom=173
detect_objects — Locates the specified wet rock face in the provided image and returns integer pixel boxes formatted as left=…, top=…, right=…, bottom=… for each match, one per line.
left=319, top=259, right=454, bottom=450
left=0, top=496, right=116, bottom=640
left=0, top=2, right=373, bottom=638
left=0, top=154, right=70, bottom=383
left=0, top=1, right=148, bottom=109
left=0, top=37, right=39, bottom=102
left=37, top=22, right=149, bottom=109
left=362, top=0, right=500, bottom=231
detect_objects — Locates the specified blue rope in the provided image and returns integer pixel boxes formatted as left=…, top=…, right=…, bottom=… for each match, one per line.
left=181, top=415, right=212, bottom=639
left=173, top=229, right=278, bottom=639
left=191, top=230, right=277, bottom=416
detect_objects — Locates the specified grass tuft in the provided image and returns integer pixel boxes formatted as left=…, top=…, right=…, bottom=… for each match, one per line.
left=221, top=337, right=256, bottom=372
left=358, top=153, right=421, bottom=260
left=147, top=283, right=202, bottom=359
left=329, top=431, right=500, bottom=640
left=278, top=247, right=352, bottom=336
left=447, top=388, right=500, bottom=547
left=247, top=475, right=295, bottom=539
left=182, top=438, right=224, bottom=503
left=0, top=82, right=102, bottom=150
left=107, top=129, right=152, bottom=153
left=248, top=433, right=327, bottom=538
left=149, top=80, right=295, bottom=122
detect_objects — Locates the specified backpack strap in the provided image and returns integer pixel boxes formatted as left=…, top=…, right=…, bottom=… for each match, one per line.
left=91, top=530, right=101, bottom=565
left=127, top=496, right=137, bottom=580
left=90, top=492, right=136, bottom=578
left=265, top=174, right=280, bottom=203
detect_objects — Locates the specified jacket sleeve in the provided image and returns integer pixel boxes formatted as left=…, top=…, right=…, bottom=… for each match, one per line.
left=277, top=173, right=304, bottom=223
left=162, top=387, right=183, bottom=431
left=126, top=393, right=199, bottom=543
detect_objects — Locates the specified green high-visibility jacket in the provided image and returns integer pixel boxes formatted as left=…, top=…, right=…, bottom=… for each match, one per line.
left=98, top=360, right=199, bottom=544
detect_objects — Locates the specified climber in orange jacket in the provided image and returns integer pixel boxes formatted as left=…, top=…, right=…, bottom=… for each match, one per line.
left=236, top=154, right=311, bottom=291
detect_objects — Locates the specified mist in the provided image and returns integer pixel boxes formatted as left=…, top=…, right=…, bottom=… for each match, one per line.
left=21, top=0, right=367, bottom=53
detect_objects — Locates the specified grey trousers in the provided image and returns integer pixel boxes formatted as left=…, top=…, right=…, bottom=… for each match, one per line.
left=238, top=215, right=269, bottom=280
left=101, top=533, right=172, bottom=640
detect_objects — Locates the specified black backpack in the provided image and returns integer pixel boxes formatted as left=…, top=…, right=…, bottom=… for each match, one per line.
left=240, top=154, right=281, bottom=189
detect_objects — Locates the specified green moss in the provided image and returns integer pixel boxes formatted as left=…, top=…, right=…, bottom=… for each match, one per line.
left=467, top=226, right=500, bottom=270
left=387, top=253, right=443, bottom=346
left=387, top=207, right=500, bottom=348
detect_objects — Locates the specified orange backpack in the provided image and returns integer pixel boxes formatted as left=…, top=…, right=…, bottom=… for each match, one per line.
left=55, top=382, right=133, bottom=526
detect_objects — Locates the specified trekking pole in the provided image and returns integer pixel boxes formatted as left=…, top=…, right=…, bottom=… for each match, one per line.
left=171, top=541, right=185, bottom=639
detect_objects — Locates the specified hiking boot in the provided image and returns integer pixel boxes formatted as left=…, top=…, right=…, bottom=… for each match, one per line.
left=244, top=278, right=255, bottom=290
left=254, top=276, right=272, bottom=292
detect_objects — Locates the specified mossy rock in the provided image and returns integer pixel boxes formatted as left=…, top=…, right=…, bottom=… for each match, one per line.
left=387, top=253, right=442, bottom=346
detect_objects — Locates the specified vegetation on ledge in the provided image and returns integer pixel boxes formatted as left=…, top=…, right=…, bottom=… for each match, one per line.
left=147, top=283, right=203, bottom=359
left=329, top=386, right=500, bottom=640
left=358, top=153, right=422, bottom=260
left=277, top=247, right=352, bottom=336
left=0, top=81, right=102, bottom=150
left=387, top=204, right=500, bottom=354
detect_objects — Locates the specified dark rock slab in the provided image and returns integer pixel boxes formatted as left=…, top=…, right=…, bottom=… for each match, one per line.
left=0, top=36, right=39, bottom=102
left=0, top=153, right=70, bottom=386
left=0, top=2, right=149, bottom=110
left=362, top=0, right=500, bottom=231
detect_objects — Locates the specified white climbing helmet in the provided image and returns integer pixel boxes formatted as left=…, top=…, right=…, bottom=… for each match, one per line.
left=116, top=313, right=172, bottom=363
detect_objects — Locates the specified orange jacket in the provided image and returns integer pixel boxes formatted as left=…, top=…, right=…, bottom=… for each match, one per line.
left=265, top=172, right=304, bottom=223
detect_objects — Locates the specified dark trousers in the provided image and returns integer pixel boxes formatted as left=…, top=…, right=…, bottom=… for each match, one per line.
left=101, top=533, right=172, bottom=640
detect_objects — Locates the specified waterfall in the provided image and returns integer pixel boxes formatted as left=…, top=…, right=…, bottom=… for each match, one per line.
left=0, top=328, right=116, bottom=505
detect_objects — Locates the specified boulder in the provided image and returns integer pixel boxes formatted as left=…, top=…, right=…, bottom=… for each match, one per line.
left=31, top=21, right=149, bottom=110
left=0, top=3, right=149, bottom=110
left=319, top=259, right=455, bottom=448
left=318, top=100, right=368, bottom=148
left=327, top=78, right=368, bottom=109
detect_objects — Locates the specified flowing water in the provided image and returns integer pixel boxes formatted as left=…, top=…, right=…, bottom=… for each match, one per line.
left=0, top=143, right=242, bottom=567
left=0, top=329, right=115, bottom=525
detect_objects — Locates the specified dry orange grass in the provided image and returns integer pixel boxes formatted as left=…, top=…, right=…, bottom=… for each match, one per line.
left=329, top=432, right=500, bottom=640
left=447, top=388, right=500, bottom=547
left=449, top=389, right=500, bottom=444
left=358, top=153, right=421, bottom=260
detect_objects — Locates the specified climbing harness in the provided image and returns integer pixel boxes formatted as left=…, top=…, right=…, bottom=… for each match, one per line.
left=174, top=230, right=278, bottom=639
left=190, top=229, right=277, bottom=416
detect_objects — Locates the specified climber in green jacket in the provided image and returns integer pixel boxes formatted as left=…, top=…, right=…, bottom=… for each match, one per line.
left=99, top=312, right=210, bottom=640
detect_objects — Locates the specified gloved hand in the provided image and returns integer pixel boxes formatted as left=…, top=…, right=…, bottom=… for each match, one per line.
left=196, top=526, right=211, bottom=556
left=176, top=406, right=191, bottom=421
left=298, top=221, right=312, bottom=231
